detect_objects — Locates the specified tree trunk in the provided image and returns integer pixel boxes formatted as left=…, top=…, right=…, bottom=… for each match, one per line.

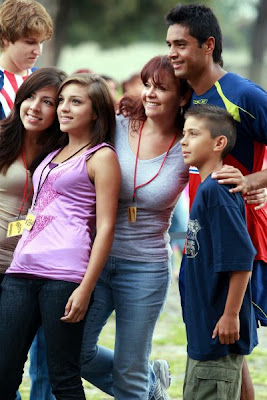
left=37, top=0, right=72, bottom=67
left=249, top=0, right=267, bottom=85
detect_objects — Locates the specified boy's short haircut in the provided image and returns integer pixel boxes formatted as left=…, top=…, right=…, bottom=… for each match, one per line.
left=0, top=0, right=53, bottom=48
left=185, top=104, right=236, bottom=158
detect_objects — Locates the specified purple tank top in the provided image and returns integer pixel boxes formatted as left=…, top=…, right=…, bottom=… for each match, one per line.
left=8, top=143, right=113, bottom=283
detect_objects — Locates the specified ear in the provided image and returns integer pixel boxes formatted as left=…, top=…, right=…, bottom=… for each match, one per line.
left=204, top=36, right=215, bottom=56
left=213, top=135, right=227, bottom=153
left=2, top=37, right=9, bottom=47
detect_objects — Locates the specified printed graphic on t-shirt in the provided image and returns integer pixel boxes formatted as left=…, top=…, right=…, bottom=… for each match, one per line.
left=186, top=218, right=201, bottom=258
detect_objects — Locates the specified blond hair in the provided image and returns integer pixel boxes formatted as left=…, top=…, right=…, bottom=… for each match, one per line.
left=0, top=0, right=53, bottom=48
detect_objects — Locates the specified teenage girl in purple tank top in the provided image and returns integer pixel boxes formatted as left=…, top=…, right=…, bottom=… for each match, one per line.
left=0, top=74, right=121, bottom=400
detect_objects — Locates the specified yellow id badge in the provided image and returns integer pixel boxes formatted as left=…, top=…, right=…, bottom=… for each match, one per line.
left=128, top=206, right=137, bottom=223
left=7, top=219, right=25, bottom=238
left=24, top=212, right=36, bottom=231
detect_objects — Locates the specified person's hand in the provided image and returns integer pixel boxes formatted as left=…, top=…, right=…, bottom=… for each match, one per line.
left=60, top=286, right=91, bottom=323
left=211, top=165, right=250, bottom=194
left=244, top=188, right=267, bottom=210
left=212, top=313, right=240, bottom=345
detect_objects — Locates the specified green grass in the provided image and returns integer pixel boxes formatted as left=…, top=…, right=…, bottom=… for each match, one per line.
left=19, top=273, right=267, bottom=399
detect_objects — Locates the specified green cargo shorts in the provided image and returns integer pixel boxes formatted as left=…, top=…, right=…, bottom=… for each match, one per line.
left=183, top=354, right=243, bottom=400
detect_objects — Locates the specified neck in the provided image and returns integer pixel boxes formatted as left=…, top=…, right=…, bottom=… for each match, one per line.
left=23, top=130, right=42, bottom=150
left=143, top=117, right=180, bottom=139
left=66, top=134, right=91, bottom=151
left=188, top=63, right=227, bottom=96
left=0, top=54, right=28, bottom=76
left=198, top=158, right=223, bottom=182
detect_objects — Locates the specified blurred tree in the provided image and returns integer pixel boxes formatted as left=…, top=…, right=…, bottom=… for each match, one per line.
left=248, top=0, right=267, bottom=84
left=39, top=0, right=212, bottom=65
left=0, top=0, right=264, bottom=83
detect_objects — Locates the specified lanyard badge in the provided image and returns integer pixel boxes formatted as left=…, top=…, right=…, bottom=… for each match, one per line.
left=129, top=121, right=176, bottom=223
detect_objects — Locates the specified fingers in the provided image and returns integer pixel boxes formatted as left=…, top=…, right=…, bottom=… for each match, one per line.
left=212, top=324, right=218, bottom=339
left=60, top=299, right=86, bottom=323
left=244, top=188, right=267, bottom=209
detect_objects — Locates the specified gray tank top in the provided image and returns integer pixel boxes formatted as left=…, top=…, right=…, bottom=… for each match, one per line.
left=110, top=116, right=189, bottom=262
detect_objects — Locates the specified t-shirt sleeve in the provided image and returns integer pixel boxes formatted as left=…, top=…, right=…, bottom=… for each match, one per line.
left=241, top=84, right=267, bottom=144
left=206, top=186, right=256, bottom=273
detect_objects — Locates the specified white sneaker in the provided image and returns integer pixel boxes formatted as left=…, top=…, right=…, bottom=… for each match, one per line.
left=151, top=359, right=171, bottom=400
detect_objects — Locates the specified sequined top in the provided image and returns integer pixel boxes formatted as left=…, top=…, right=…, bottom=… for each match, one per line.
left=8, top=143, right=111, bottom=283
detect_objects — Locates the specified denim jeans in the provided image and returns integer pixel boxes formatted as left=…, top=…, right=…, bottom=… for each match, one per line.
left=15, top=327, right=55, bottom=400
left=81, top=256, right=171, bottom=400
left=0, top=275, right=86, bottom=400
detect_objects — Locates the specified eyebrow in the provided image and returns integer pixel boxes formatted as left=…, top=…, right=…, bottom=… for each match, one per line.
left=60, top=95, right=83, bottom=98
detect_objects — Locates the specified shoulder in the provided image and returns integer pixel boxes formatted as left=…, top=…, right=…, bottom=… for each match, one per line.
left=224, top=73, right=267, bottom=100
left=201, top=175, right=242, bottom=207
left=87, top=145, right=119, bottom=172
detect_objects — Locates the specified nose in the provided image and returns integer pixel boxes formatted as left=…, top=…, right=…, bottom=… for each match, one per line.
left=30, top=98, right=41, bottom=111
left=58, top=100, right=69, bottom=113
left=33, top=43, right=43, bottom=56
left=168, top=45, right=178, bottom=59
left=180, top=135, right=187, bottom=146
left=146, top=85, right=156, bottom=97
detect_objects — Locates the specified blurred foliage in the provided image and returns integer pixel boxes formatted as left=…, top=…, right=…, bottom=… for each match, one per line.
left=53, top=0, right=215, bottom=49
left=52, top=0, right=259, bottom=50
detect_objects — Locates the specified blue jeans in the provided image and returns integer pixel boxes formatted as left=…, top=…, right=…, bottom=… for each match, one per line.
left=0, top=275, right=86, bottom=400
left=81, top=256, right=171, bottom=400
left=15, top=327, right=55, bottom=400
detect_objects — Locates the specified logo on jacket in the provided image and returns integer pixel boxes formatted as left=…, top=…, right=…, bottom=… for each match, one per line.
left=186, top=218, right=201, bottom=258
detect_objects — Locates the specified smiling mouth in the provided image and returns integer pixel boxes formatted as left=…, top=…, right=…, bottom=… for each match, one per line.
left=27, top=114, right=41, bottom=121
left=147, top=102, right=160, bottom=106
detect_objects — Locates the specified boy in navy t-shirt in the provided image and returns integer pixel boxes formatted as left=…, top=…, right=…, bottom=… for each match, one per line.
left=181, top=104, right=258, bottom=400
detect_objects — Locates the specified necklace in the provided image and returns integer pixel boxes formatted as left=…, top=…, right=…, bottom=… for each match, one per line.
left=32, top=142, right=91, bottom=210
left=128, top=121, right=177, bottom=223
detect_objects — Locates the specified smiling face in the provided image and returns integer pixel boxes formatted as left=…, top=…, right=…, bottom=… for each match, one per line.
left=20, top=86, right=57, bottom=135
left=166, top=24, right=207, bottom=82
left=57, top=83, right=97, bottom=138
left=141, top=70, right=181, bottom=121
left=1, top=36, right=44, bottom=75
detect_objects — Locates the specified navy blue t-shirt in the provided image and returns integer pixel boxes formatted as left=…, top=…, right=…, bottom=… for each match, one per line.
left=184, top=175, right=258, bottom=361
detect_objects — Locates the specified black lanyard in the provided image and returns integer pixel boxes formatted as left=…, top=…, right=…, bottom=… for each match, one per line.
left=32, top=142, right=91, bottom=210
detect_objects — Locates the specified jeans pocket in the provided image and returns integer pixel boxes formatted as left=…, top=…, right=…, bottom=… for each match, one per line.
left=194, top=366, right=236, bottom=400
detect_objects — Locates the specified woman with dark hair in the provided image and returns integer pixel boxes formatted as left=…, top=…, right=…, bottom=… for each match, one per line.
left=0, top=66, right=67, bottom=400
left=0, top=66, right=67, bottom=281
left=0, top=73, right=121, bottom=400
left=81, top=55, right=192, bottom=400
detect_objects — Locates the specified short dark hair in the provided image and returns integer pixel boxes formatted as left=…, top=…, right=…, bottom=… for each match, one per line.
left=166, top=3, right=223, bottom=65
left=185, top=105, right=236, bottom=158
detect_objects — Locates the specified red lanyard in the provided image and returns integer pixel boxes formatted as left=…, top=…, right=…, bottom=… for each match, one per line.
left=132, top=121, right=177, bottom=202
left=18, top=149, right=33, bottom=217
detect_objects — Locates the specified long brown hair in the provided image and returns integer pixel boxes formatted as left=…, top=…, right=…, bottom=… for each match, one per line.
left=58, top=73, right=116, bottom=147
left=0, top=67, right=68, bottom=174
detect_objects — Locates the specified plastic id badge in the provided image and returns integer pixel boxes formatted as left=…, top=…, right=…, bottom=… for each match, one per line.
left=7, top=219, right=26, bottom=238
left=24, top=211, right=37, bottom=231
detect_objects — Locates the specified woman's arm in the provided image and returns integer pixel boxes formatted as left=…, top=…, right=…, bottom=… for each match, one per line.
left=61, top=147, right=121, bottom=323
